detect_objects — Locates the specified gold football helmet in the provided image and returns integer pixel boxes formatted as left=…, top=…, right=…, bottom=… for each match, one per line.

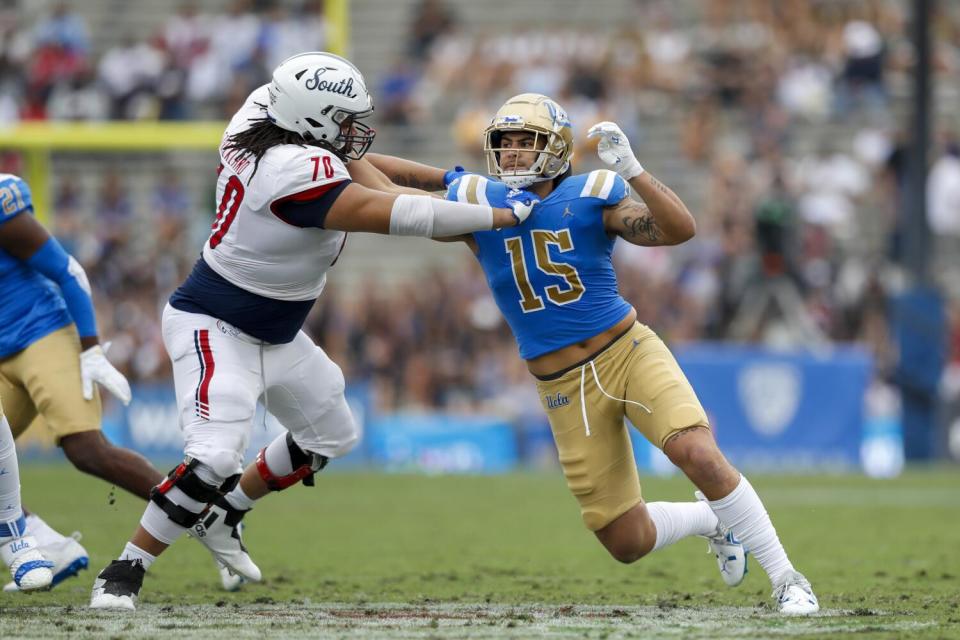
left=484, top=93, right=574, bottom=189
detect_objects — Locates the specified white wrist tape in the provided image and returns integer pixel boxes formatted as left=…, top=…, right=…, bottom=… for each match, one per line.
left=618, top=157, right=645, bottom=181
left=389, top=194, right=493, bottom=237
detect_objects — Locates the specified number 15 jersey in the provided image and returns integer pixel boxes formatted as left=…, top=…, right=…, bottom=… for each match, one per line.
left=448, top=170, right=632, bottom=360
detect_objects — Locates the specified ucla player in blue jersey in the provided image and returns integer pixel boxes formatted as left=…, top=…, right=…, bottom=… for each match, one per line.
left=0, top=172, right=222, bottom=591
left=365, top=94, right=819, bottom=615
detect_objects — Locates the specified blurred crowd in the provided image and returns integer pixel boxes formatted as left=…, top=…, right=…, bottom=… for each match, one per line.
left=0, top=0, right=326, bottom=122
left=2, top=0, right=960, bottom=452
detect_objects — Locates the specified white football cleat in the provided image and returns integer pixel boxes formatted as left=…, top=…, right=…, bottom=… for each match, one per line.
left=695, top=491, right=747, bottom=587
left=1, top=535, right=53, bottom=591
left=190, top=498, right=261, bottom=582
left=773, top=570, right=820, bottom=615
left=703, top=524, right=748, bottom=587
left=217, top=560, right=246, bottom=592
left=4, top=532, right=88, bottom=592
left=90, top=559, right=145, bottom=611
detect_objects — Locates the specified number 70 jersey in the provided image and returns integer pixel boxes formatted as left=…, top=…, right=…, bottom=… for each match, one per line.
left=449, top=171, right=633, bottom=360
left=203, top=85, right=349, bottom=302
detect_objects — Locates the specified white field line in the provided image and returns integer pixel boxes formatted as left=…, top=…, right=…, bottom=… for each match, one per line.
left=0, top=603, right=942, bottom=639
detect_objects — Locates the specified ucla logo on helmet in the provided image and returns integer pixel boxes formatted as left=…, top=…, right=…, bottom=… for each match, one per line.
left=545, top=100, right=571, bottom=129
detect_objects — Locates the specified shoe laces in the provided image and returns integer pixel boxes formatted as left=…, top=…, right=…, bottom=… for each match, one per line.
left=772, top=572, right=812, bottom=600
left=69, top=532, right=83, bottom=542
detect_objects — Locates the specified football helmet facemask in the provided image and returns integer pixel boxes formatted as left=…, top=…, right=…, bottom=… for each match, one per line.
left=484, top=93, right=574, bottom=189
left=267, top=51, right=376, bottom=160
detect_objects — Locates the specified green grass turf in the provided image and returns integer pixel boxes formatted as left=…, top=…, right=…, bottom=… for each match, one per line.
left=2, top=464, right=958, bottom=638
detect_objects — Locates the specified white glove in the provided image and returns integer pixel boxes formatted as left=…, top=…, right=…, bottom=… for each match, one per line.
left=587, top=121, right=645, bottom=181
left=504, top=189, right=540, bottom=225
left=80, top=345, right=132, bottom=406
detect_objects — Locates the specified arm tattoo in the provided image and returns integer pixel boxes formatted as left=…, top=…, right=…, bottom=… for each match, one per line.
left=622, top=214, right=662, bottom=243
left=646, top=175, right=671, bottom=196
left=391, top=173, right=436, bottom=190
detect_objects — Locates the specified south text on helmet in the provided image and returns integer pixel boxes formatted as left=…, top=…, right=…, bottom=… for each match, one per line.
left=304, top=68, right=358, bottom=99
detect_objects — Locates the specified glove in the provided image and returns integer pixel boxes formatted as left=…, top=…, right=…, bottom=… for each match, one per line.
left=586, top=121, right=645, bottom=181
left=80, top=345, right=132, bottom=405
left=442, top=165, right=467, bottom=187
left=504, top=189, right=539, bottom=225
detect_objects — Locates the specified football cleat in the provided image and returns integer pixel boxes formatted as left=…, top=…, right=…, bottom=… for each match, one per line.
left=4, top=532, right=89, bottom=592
left=189, top=497, right=261, bottom=582
left=217, top=560, right=246, bottom=592
left=89, top=559, right=145, bottom=611
left=696, top=491, right=748, bottom=587
left=1, top=535, right=53, bottom=591
left=773, top=570, right=820, bottom=615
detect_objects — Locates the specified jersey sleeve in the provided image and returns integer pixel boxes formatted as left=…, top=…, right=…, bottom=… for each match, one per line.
left=268, top=150, right=352, bottom=228
left=446, top=174, right=509, bottom=207
left=0, top=174, right=33, bottom=225
left=579, top=169, right=628, bottom=206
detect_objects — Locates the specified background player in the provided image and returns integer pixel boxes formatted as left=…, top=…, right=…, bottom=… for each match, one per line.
left=364, top=93, right=819, bottom=615
left=0, top=171, right=185, bottom=590
left=89, top=51, right=536, bottom=611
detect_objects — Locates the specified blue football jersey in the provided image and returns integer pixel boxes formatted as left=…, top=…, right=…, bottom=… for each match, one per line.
left=448, top=171, right=633, bottom=359
left=0, top=173, right=71, bottom=357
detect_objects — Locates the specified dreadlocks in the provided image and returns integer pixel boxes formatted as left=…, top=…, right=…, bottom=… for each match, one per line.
left=223, top=104, right=344, bottom=181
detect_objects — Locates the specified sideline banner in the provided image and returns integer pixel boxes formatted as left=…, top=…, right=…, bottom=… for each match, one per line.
left=672, top=344, right=872, bottom=470
left=17, top=345, right=871, bottom=473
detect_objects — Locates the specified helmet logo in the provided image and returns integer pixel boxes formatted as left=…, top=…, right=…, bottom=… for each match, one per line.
left=305, top=67, right=358, bottom=99
left=544, top=100, right=571, bottom=130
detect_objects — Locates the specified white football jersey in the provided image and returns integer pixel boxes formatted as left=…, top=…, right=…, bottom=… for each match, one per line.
left=202, top=85, right=349, bottom=301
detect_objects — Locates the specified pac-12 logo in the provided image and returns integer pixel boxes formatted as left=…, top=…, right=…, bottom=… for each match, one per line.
left=738, top=362, right=801, bottom=437
left=545, top=392, right=570, bottom=409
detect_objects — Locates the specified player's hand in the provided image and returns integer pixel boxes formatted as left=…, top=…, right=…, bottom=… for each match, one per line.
left=442, top=165, right=467, bottom=187
left=587, top=121, right=645, bottom=181
left=505, top=189, right=539, bottom=225
left=80, top=345, right=132, bottom=405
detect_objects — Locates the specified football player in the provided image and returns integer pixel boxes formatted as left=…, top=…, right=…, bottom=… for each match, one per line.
left=0, top=171, right=214, bottom=591
left=89, top=52, right=536, bottom=611
left=363, top=94, right=819, bottom=615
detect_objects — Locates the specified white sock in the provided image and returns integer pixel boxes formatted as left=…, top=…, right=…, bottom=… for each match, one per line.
left=119, top=542, right=156, bottom=571
left=646, top=500, right=719, bottom=552
left=25, top=514, right=67, bottom=547
left=0, top=416, right=22, bottom=524
left=224, top=485, right=256, bottom=511
left=707, top=475, right=794, bottom=587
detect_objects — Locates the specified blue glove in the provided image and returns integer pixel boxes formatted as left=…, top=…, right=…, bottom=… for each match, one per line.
left=442, top=166, right=467, bottom=187
left=504, top=188, right=539, bottom=225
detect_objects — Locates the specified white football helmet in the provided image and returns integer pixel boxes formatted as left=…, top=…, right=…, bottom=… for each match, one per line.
left=484, top=93, right=574, bottom=189
left=267, top=51, right=376, bottom=160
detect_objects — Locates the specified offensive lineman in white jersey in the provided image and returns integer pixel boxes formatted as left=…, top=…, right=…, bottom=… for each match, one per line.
left=90, top=52, right=536, bottom=611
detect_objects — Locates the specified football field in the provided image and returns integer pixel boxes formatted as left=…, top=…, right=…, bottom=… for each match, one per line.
left=3, top=465, right=958, bottom=639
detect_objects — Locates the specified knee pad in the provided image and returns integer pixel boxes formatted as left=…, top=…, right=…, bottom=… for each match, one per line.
left=149, top=458, right=241, bottom=528
left=255, top=432, right=328, bottom=491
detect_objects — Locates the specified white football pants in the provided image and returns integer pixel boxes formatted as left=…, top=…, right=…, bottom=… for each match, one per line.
left=161, top=304, right=360, bottom=479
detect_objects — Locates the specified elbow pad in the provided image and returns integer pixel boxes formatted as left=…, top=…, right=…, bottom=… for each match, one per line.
left=389, top=194, right=493, bottom=237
